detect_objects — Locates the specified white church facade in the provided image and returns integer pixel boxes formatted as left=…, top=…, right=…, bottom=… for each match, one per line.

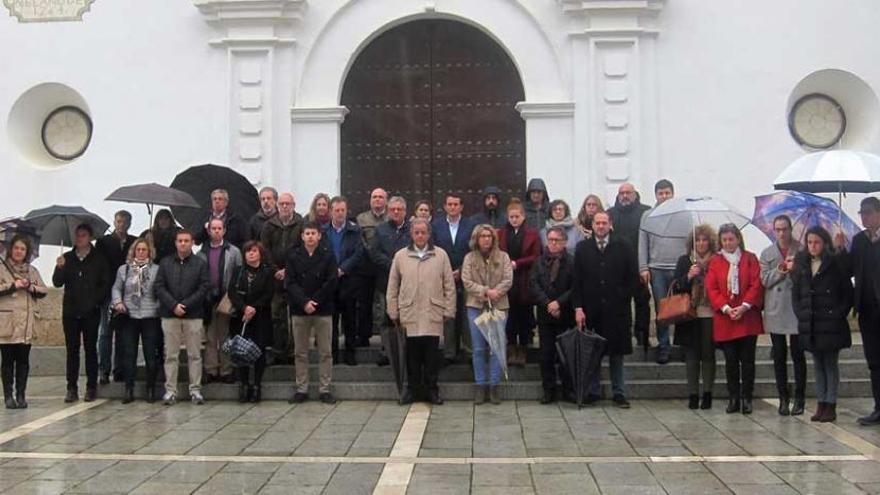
left=2, top=0, right=880, bottom=236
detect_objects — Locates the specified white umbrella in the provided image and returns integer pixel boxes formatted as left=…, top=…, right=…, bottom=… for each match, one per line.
left=641, top=196, right=751, bottom=239
left=773, top=150, right=880, bottom=195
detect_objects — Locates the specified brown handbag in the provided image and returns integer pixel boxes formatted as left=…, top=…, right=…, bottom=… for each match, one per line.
left=656, top=280, right=696, bottom=326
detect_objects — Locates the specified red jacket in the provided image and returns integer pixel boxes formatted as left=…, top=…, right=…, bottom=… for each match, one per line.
left=705, top=250, right=764, bottom=342
left=497, top=225, right=541, bottom=305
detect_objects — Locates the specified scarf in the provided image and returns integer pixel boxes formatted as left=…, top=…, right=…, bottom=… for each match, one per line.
left=7, top=260, right=29, bottom=279
left=129, top=259, right=151, bottom=298
left=546, top=251, right=564, bottom=283
left=721, top=248, right=742, bottom=296
left=546, top=216, right=575, bottom=230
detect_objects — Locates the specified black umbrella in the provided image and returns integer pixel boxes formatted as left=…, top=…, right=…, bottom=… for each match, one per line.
left=105, top=183, right=200, bottom=225
left=0, top=217, right=41, bottom=261
left=385, top=323, right=407, bottom=397
left=24, top=205, right=109, bottom=247
left=169, top=164, right=260, bottom=231
left=556, top=327, right=607, bottom=408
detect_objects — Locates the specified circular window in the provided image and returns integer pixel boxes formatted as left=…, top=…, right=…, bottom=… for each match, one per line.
left=41, top=106, right=93, bottom=160
left=788, top=93, right=846, bottom=149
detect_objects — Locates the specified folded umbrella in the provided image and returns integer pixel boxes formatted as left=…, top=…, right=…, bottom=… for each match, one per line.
left=385, top=323, right=408, bottom=397
left=753, top=191, right=861, bottom=249
left=473, top=303, right=509, bottom=380
left=555, top=327, right=607, bottom=408
left=24, top=205, right=109, bottom=247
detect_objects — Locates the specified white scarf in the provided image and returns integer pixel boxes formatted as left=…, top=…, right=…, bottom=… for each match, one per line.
left=721, top=248, right=742, bottom=296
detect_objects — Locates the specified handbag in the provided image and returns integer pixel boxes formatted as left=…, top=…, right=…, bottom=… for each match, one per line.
left=656, top=280, right=696, bottom=326
left=221, top=321, right=262, bottom=366
left=216, top=293, right=233, bottom=316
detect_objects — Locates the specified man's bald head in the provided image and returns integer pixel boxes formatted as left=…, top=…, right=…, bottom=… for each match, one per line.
left=278, top=192, right=296, bottom=219
left=370, top=188, right=388, bottom=213
left=617, top=182, right=637, bottom=206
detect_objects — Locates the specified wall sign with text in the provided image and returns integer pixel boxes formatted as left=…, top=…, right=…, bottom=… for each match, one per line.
left=4, top=0, right=95, bottom=23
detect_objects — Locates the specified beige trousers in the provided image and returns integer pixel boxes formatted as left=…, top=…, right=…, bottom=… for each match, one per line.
left=161, top=318, right=204, bottom=395
left=204, top=309, right=232, bottom=376
left=291, top=315, right=333, bottom=394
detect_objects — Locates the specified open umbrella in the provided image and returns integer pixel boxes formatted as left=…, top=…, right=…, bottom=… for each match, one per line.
left=24, top=205, right=109, bottom=247
left=773, top=150, right=880, bottom=195
left=753, top=191, right=861, bottom=248
left=555, top=327, right=606, bottom=408
left=385, top=323, right=408, bottom=397
left=169, top=164, right=259, bottom=231
left=0, top=217, right=41, bottom=261
left=641, top=196, right=751, bottom=256
left=473, top=303, right=509, bottom=380
left=105, top=183, right=200, bottom=225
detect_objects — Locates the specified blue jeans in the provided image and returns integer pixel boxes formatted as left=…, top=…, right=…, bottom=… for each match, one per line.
left=589, top=354, right=626, bottom=398
left=812, top=349, right=840, bottom=403
left=649, top=268, right=676, bottom=348
left=468, top=307, right=505, bottom=386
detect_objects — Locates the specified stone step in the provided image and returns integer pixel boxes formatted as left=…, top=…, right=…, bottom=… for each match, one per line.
left=120, top=359, right=873, bottom=382
left=93, top=377, right=873, bottom=401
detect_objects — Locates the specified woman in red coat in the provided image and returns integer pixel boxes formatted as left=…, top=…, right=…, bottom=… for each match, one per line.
left=498, top=199, right=542, bottom=367
left=705, top=223, right=764, bottom=415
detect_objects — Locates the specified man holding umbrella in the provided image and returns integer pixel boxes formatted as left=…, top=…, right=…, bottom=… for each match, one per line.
left=195, top=189, right=247, bottom=249
left=53, top=224, right=111, bottom=403
left=95, top=210, right=136, bottom=384
left=836, top=197, right=880, bottom=426
left=573, top=212, right=638, bottom=408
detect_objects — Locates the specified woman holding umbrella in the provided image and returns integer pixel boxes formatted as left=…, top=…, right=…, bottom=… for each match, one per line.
left=0, top=235, right=47, bottom=409
left=791, top=226, right=853, bottom=423
left=705, top=223, right=764, bottom=414
left=672, top=224, right=718, bottom=410
left=141, top=209, right=181, bottom=263
left=462, top=224, right=513, bottom=405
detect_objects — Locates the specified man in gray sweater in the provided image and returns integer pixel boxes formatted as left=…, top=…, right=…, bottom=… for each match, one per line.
left=638, top=179, right=688, bottom=364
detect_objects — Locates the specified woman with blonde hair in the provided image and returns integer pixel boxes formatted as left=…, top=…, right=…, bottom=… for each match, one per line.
left=111, top=237, right=161, bottom=403
left=462, top=224, right=513, bottom=404
left=307, top=193, right=332, bottom=227
left=576, top=194, right=605, bottom=237
left=672, top=224, right=718, bottom=409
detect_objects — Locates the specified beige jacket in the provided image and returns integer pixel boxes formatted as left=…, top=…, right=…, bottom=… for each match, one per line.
left=386, top=245, right=456, bottom=337
left=461, top=250, right=513, bottom=310
left=0, top=261, right=47, bottom=345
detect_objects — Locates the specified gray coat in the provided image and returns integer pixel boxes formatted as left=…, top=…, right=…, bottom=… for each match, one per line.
left=759, top=241, right=800, bottom=335
left=111, top=263, right=160, bottom=319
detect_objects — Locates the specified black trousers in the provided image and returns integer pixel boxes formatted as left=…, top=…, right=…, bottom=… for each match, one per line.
left=859, top=310, right=880, bottom=411
left=406, top=336, right=441, bottom=398
left=355, top=275, right=375, bottom=343
left=721, top=335, right=757, bottom=400
left=506, top=303, right=535, bottom=347
left=633, top=283, right=651, bottom=343
left=332, top=290, right=358, bottom=354
left=120, top=317, right=162, bottom=389
left=63, top=311, right=101, bottom=390
left=770, top=333, right=806, bottom=399
left=538, top=323, right=572, bottom=394
left=0, top=344, right=31, bottom=397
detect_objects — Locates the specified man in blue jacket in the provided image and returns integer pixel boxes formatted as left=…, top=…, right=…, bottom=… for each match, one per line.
left=323, top=196, right=364, bottom=366
left=432, top=193, right=476, bottom=363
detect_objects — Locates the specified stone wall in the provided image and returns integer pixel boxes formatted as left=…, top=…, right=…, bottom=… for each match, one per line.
left=35, top=288, right=65, bottom=346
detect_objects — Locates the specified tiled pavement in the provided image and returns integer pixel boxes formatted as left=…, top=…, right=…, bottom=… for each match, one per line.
left=0, top=382, right=879, bottom=494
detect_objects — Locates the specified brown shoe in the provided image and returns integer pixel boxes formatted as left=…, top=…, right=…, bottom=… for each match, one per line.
left=811, top=402, right=826, bottom=422
left=506, top=344, right=516, bottom=367
left=820, top=402, right=837, bottom=422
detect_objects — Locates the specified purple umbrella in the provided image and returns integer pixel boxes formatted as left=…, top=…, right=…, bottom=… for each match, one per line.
left=753, top=191, right=861, bottom=248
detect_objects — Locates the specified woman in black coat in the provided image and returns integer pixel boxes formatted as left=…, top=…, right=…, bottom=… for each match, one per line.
left=791, top=226, right=853, bottom=423
left=228, top=241, right=276, bottom=402
left=672, top=224, right=718, bottom=410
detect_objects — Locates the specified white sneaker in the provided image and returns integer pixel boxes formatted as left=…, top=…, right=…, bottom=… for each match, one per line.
left=190, top=391, right=205, bottom=405
left=163, top=392, right=176, bottom=406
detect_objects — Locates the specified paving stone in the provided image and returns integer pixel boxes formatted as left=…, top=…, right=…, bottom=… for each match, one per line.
left=130, top=481, right=203, bottom=494
left=472, top=464, right=533, bottom=486
left=257, top=485, right=324, bottom=495
left=858, top=482, right=880, bottom=494
left=67, top=472, right=154, bottom=493
left=706, top=462, right=784, bottom=485
left=655, top=472, right=731, bottom=494
left=2, top=479, right=79, bottom=494
left=598, top=485, right=666, bottom=494
left=293, top=438, right=353, bottom=456
left=31, top=459, right=117, bottom=481
left=590, top=462, right=657, bottom=486
left=268, top=462, right=337, bottom=486
left=762, top=461, right=830, bottom=473
left=823, top=460, right=880, bottom=483
left=220, top=462, right=283, bottom=474
left=322, top=463, right=382, bottom=495
left=193, top=471, right=272, bottom=495
left=188, top=437, right=253, bottom=456
left=726, top=484, right=799, bottom=495
left=151, top=461, right=226, bottom=483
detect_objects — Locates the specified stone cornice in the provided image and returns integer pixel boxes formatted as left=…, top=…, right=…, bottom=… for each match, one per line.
left=560, top=0, right=664, bottom=16
left=194, top=0, right=306, bottom=24
left=559, top=0, right=665, bottom=37
left=515, top=102, right=575, bottom=119
left=290, top=106, right=349, bottom=123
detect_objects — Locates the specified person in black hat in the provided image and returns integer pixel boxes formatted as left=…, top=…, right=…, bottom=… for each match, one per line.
left=470, top=186, right=506, bottom=229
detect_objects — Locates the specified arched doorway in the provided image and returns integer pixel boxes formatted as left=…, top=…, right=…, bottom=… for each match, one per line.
left=340, top=19, right=526, bottom=215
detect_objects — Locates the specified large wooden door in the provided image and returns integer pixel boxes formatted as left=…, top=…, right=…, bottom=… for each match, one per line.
left=340, top=20, right=526, bottom=215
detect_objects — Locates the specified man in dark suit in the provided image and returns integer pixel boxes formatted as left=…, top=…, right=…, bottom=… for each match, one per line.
left=837, top=196, right=880, bottom=426
left=194, top=189, right=247, bottom=249
left=432, top=193, right=476, bottom=363
left=572, top=212, right=638, bottom=408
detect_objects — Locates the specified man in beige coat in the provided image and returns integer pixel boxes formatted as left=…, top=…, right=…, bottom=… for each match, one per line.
left=386, top=218, right=456, bottom=405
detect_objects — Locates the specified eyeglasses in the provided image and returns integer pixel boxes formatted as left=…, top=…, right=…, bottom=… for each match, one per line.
left=478, top=234, right=494, bottom=239
left=547, top=238, right=566, bottom=243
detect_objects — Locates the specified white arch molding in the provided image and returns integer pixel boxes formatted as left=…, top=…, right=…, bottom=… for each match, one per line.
left=287, top=0, right=575, bottom=204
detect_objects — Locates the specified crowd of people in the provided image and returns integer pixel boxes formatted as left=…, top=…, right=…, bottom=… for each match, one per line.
left=1, top=178, right=880, bottom=427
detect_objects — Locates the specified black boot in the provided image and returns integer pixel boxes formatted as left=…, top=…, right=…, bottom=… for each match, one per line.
left=145, top=384, right=156, bottom=404
left=688, top=395, right=699, bottom=410
left=700, top=393, right=713, bottom=410
left=726, top=397, right=740, bottom=414
left=778, top=396, right=790, bottom=416
left=791, top=397, right=805, bottom=416
left=741, top=398, right=753, bottom=415
left=251, top=385, right=261, bottom=403
left=122, top=387, right=134, bottom=404
left=238, top=383, right=249, bottom=403
left=3, top=380, right=16, bottom=409
left=14, top=371, right=28, bottom=409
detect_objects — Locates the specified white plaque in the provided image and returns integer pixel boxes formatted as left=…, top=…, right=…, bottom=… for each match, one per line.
left=4, top=0, right=96, bottom=22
